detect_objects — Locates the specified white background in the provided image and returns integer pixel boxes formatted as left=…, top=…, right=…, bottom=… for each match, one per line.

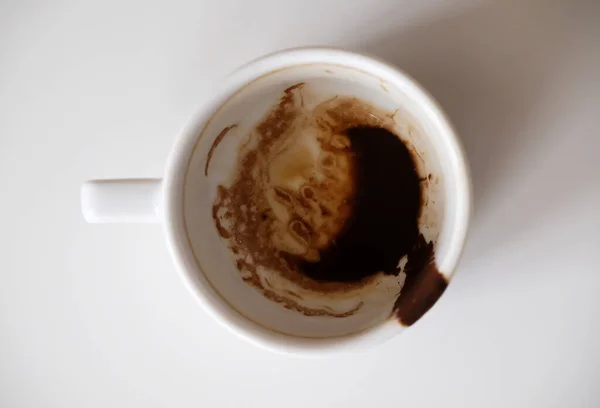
left=1, top=0, right=599, bottom=406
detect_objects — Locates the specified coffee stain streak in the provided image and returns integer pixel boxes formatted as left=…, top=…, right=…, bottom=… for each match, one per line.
left=284, top=82, right=305, bottom=93
left=283, top=81, right=306, bottom=108
left=393, top=234, right=447, bottom=326
left=380, top=84, right=389, bottom=93
left=261, top=288, right=364, bottom=317
left=205, top=124, right=238, bottom=176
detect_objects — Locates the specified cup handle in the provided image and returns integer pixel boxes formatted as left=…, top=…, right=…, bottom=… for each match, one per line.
left=81, top=179, right=162, bottom=223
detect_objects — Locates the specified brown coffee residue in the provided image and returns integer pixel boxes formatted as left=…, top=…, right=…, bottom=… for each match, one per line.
left=295, top=125, right=421, bottom=283
left=393, top=235, right=447, bottom=325
left=205, top=124, right=238, bottom=176
left=211, top=82, right=445, bottom=322
left=212, top=84, right=363, bottom=297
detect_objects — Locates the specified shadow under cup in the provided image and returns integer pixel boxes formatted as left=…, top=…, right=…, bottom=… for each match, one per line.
left=178, top=59, right=468, bottom=340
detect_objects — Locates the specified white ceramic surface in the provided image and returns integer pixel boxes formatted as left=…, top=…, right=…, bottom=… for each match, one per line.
left=2, top=0, right=599, bottom=406
left=81, top=48, right=471, bottom=353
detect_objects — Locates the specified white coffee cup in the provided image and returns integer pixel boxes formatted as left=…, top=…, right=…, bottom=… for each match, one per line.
left=81, top=48, right=471, bottom=355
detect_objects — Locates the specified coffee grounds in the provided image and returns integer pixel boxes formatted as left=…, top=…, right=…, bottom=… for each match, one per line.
left=211, top=85, right=448, bottom=323
left=296, top=126, right=422, bottom=282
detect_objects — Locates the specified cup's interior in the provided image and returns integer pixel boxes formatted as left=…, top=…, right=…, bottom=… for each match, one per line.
left=180, top=63, right=451, bottom=338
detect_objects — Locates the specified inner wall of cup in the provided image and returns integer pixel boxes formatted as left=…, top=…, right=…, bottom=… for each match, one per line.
left=181, top=64, right=446, bottom=338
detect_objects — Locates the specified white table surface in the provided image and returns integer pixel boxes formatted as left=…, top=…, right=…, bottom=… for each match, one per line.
left=1, top=0, right=599, bottom=406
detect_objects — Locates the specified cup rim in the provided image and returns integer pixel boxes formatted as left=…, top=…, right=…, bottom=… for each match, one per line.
left=161, top=47, right=472, bottom=355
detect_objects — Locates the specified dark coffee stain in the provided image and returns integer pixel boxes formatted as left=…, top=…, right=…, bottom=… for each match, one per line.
left=393, top=234, right=447, bottom=326
left=297, top=126, right=422, bottom=282
left=205, top=124, right=238, bottom=176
